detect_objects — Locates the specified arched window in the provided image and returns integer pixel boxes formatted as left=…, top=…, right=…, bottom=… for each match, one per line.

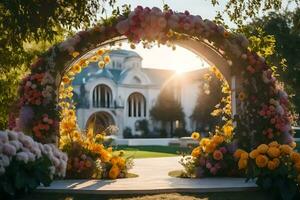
left=127, top=92, right=146, bottom=117
left=92, top=84, right=113, bottom=108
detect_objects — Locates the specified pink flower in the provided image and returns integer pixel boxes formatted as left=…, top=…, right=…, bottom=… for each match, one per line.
left=219, top=147, right=227, bottom=154
left=199, top=157, right=206, bottom=166
left=206, top=162, right=212, bottom=169
left=3, top=143, right=16, bottom=156
left=210, top=167, right=218, bottom=175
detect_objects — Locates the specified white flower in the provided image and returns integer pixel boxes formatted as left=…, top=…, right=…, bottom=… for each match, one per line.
left=0, top=131, right=9, bottom=143
left=7, top=130, right=18, bottom=141
left=16, top=152, right=29, bottom=164
left=27, top=152, right=36, bottom=162
left=3, top=143, right=16, bottom=156
left=0, top=154, right=10, bottom=167
left=9, top=140, right=23, bottom=151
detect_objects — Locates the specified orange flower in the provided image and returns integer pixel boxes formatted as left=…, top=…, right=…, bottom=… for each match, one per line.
left=96, top=49, right=105, bottom=56
left=238, top=92, right=246, bottom=101
left=238, top=159, right=248, bottom=169
left=104, top=56, right=110, bottom=63
left=191, top=147, right=201, bottom=157
left=213, top=150, right=223, bottom=161
left=240, top=152, right=249, bottom=160
left=257, top=144, right=269, bottom=154
left=249, top=149, right=259, bottom=159
left=256, top=155, right=269, bottom=168
left=267, top=160, right=277, bottom=170
left=234, top=149, right=246, bottom=159
left=98, top=61, right=105, bottom=68
left=290, top=152, right=300, bottom=163
left=280, top=144, right=292, bottom=154
left=267, top=147, right=280, bottom=158
left=109, top=165, right=120, bottom=179
left=71, top=51, right=80, bottom=58
left=268, top=141, right=279, bottom=147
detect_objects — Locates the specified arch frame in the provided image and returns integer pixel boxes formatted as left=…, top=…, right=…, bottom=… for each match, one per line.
left=13, top=6, right=294, bottom=149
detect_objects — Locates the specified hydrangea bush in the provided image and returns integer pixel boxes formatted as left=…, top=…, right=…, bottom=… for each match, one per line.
left=0, top=130, right=67, bottom=198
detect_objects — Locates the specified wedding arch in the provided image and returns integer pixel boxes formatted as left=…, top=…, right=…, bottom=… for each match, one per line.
left=13, top=6, right=294, bottom=150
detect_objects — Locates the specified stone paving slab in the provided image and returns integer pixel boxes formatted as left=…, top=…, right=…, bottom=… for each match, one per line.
left=37, top=157, right=257, bottom=194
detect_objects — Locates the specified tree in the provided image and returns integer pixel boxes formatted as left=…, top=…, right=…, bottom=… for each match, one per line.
left=239, top=8, right=300, bottom=119
left=191, top=75, right=223, bottom=133
left=0, top=1, right=117, bottom=129
left=211, top=0, right=299, bottom=27
left=150, top=86, right=185, bottom=137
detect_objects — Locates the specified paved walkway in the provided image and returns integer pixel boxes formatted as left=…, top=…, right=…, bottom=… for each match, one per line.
left=38, top=157, right=257, bottom=194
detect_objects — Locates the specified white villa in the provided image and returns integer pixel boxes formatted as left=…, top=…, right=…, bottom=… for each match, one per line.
left=73, top=49, right=208, bottom=138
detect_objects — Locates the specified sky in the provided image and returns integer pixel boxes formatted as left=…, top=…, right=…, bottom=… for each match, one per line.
left=103, top=0, right=297, bottom=72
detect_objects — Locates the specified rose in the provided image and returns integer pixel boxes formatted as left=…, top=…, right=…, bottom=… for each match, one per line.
left=256, top=155, right=269, bottom=168
left=213, top=150, right=223, bottom=161
left=267, top=147, right=280, bottom=158
left=257, top=144, right=269, bottom=154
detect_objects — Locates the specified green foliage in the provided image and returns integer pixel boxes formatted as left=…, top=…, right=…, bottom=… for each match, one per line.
left=239, top=8, right=300, bottom=120
left=0, top=156, right=52, bottom=199
left=212, top=0, right=299, bottom=27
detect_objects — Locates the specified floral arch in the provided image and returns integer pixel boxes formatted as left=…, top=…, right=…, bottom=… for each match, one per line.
left=13, top=6, right=294, bottom=156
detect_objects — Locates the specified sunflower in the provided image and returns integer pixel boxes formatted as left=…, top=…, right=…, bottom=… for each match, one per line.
left=191, top=132, right=200, bottom=140
left=238, top=92, right=246, bottom=101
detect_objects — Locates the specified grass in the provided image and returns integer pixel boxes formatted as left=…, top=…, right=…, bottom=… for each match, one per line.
left=113, top=145, right=191, bottom=159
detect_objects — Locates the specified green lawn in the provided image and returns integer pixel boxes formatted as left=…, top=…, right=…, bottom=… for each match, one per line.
left=113, top=145, right=191, bottom=159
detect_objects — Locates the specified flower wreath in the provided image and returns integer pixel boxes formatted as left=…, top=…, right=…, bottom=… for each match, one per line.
left=11, top=6, right=294, bottom=151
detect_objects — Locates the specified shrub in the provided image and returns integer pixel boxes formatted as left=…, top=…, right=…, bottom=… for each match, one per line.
left=123, top=127, right=132, bottom=138
left=0, top=130, right=67, bottom=198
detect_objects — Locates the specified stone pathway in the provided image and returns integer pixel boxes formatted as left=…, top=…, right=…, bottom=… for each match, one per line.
left=38, top=157, right=257, bottom=194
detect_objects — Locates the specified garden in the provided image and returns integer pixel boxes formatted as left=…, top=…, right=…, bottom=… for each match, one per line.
left=1, top=1, right=300, bottom=200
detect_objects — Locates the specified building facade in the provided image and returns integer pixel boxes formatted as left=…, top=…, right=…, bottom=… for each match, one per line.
left=72, top=49, right=207, bottom=138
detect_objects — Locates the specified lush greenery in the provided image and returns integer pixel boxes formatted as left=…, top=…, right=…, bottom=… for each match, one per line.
left=114, top=145, right=191, bottom=159
left=240, top=8, right=300, bottom=118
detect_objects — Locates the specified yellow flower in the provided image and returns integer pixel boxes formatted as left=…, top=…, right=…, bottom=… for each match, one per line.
left=71, top=51, right=80, bottom=58
left=118, top=150, right=125, bottom=157
left=109, top=165, right=120, bottom=179
left=280, top=144, right=292, bottom=154
left=96, top=49, right=105, bottom=56
left=72, top=64, right=81, bottom=73
left=238, top=92, right=246, bottom=101
left=268, top=141, right=279, bottom=147
left=234, top=149, right=246, bottom=159
left=98, top=61, right=105, bottom=68
left=238, top=159, right=248, bottom=170
left=257, top=144, right=269, bottom=154
left=199, top=138, right=210, bottom=147
left=191, top=132, right=200, bottom=140
left=249, top=149, right=260, bottom=159
left=267, top=161, right=277, bottom=170
left=256, top=155, right=269, bottom=168
left=223, top=125, right=233, bottom=137
left=104, top=56, right=110, bottom=63
left=62, top=76, right=71, bottom=84
left=191, top=147, right=201, bottom=157
left=267, top=147, right=280, bottom=158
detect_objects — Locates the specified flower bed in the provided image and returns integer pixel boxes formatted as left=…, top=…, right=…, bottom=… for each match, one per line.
left=0, top=130, right=67, bottom=198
